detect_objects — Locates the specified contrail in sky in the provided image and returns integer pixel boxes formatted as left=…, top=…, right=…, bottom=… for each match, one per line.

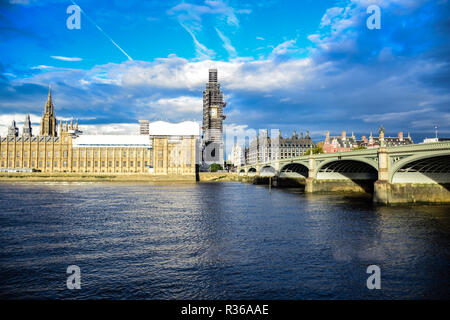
left=70, top=0, right=133, bottom=61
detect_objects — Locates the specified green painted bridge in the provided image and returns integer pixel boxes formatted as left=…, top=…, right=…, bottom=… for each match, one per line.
left=238, top=141, right=450, bottom=204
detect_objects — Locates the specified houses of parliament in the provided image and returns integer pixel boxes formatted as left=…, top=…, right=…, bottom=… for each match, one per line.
left=0, top=88, right=200, bottom=175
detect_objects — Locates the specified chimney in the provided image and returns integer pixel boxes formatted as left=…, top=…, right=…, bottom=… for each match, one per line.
left=398, top=131, right=403, bottom=141
left=341, top=130, right=346, bottom=140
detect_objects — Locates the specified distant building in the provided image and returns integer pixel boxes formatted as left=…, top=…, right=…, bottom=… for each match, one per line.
left=422, top=137, right=450, bottom=143
left=230, top=144, right=244, bottom=167
left=323, top=129, right=413, bottom=153
left=275, top=130, right=314, bottom=160
left=245, top=130, right=315, bottom=165
left=244, top=147, right=250, bottom=166
left=148, top=121, right=201, bottom=175
left=323, top=131, right=360, bottom=153
left=363, top=131, right=413, bottom=148
left=139, top=120, right=149, bottom=135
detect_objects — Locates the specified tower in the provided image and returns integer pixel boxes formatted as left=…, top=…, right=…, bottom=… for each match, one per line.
left=202, top=69, right=226, bottom=166
left=23, top=114, right=32, bottom=137
left=7, top=120, right=19, bottom=138
left=139, top=120, right=150, bottom=135
left=40, top=87, right=58, bottom=137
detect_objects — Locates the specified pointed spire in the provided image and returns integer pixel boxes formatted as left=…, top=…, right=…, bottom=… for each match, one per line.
left=8, top=120, right=19, bottom=138
left=40, top=86, right=58, bottom=136
left=23, top=114, right=32, bottom=137
left=45, top=85, right=54, bottom=115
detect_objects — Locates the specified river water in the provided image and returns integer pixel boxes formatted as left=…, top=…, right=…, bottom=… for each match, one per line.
left=0, top=182, right=449, bottom=299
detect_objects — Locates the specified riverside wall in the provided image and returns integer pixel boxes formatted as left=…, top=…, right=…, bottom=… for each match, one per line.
left=374, top=181, right=450, bottom=204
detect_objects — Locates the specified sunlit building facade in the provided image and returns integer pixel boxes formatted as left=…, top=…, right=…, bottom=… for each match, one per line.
left=0, top=89, right=200, bottom=175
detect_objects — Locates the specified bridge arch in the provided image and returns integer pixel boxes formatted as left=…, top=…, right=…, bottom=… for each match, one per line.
left=390, top=153, right=450, bottom=184
left=280, top=163, right=309, bottom=178
left=316, top=159, right=378, bottom=181
left=248, top=167, right=257, bottom=175
left=260, top=165, right=277, bottom=177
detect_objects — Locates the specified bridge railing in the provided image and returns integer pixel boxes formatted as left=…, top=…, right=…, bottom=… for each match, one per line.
left=386, top=141, right=450, bottom=152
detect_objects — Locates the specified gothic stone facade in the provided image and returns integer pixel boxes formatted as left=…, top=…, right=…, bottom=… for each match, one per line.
left=246, top=130, right=315, bottom=165
left=0, top=89, right=197, bottom=175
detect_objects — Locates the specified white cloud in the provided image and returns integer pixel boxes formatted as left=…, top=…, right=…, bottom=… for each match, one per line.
left=31, top=65, right=55, bottom=70
left=355, top=108, right=434, bottom=123
left=320, top=7, right=344, bottom=27
left=51, top=56, right=83, bottom=62
left=17, top=54, right=314, bottom=93
left=271, top=39, right=298, bottom=56
left=236, top=8, right=252, bottom=14
left=180, top=22, right=215, bottom=59
left=215, top=28, right=237, bottom=58
left=168, top=0, right=242, bottom=28
left=9, top=0, right=33, bottom=4
left=153, top=96, right=202, bottom=112
left=410, top=113, right=450, bottom=130
left=78, top=123, right=139, bottom=135
left=168, top=0, right=249, bottom=60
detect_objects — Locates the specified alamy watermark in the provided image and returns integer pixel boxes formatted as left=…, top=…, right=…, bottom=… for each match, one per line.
left=366, top=265, right=381, bottom=289
left=66, top=5, right=81, bottom=30
left=66, top=265, right=81, bottom=290
left=366, top=5, right=381, bottom=30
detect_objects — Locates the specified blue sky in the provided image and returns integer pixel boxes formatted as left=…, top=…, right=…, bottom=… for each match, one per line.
left=0, top=0, right=449, bottom=146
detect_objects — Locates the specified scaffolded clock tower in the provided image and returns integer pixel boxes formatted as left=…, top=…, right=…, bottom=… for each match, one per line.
left=202, top=69, right=226, bottom=167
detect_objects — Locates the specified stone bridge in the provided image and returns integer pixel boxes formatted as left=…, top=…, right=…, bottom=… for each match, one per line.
left=238, top=141, right=450, bottom=204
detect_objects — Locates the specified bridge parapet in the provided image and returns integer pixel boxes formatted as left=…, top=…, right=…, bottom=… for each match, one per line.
left=386, top=141, right=450, bottom=153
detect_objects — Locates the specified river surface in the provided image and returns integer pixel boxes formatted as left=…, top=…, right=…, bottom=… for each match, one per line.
left=0, top=182, right=449, bottom=299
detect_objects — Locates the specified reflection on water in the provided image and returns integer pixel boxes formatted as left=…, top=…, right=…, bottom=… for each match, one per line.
left=0, top=182, right=449, bottom=299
